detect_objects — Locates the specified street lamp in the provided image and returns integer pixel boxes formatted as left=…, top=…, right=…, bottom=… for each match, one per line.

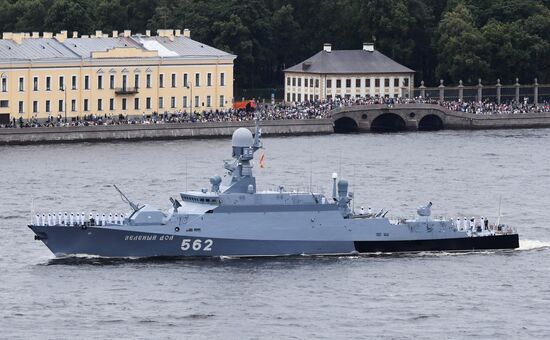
left=62, top=81, right=67, bottom=124
left=186, top=81, right=193, bottom=114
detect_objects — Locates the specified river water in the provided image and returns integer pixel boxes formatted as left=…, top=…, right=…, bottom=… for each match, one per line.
left=1, top=129, right=549, bottom=339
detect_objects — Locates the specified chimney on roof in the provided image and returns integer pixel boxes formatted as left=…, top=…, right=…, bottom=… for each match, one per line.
left=112, top=30, right=118, bottom=38
left=183, top=29, right=190, bottom=38
left=323, top=43, right=332, bottom=53
left=363, top=42, right=374, bottom=52
left=32, top=32, right=40, bottom=39
left=55, top=30, right=67, bottom=42
left=175, top=29, right=181, bottom=37
left=12, top=33, right=23, bottom=44
left=43, top=32, right=53, bottom=39
left=124, top=30, right=131, bottom=38
left=72, top=31, right=78, bottom=38
left=146, top=30, right=151, bottom=37
left=95, top=30, right=103, bottom=38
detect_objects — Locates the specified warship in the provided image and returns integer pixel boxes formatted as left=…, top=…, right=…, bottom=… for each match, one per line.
left=29, top=121, right=519, bottom=257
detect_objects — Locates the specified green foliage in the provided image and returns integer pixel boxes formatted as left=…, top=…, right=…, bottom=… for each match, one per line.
left=0, top=0, right=549, bottom=86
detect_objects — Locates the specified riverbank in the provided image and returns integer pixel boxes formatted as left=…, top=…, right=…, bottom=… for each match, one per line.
left=0, top=119, right=334, bottom=145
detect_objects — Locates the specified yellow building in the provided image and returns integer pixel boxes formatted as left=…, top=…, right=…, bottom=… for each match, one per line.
left=0, top=29, right=235, bottom=124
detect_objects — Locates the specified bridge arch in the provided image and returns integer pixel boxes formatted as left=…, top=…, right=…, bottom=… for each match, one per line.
left=418, top=114, right=444, bottom=131
left=334, top=117, right=358, bottom=133
left=370, top=113, right=406, bottom=132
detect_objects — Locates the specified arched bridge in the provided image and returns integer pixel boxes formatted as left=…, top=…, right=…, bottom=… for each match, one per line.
left=330, top=103, right=550, bottom=132
left=331, top=104, right=456, bottom=133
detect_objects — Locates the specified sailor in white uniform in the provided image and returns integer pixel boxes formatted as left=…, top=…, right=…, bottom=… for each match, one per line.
left=41, top=213, right=46, bottom=226
left=69, top=213, right=74, bottom=226
left=101, top=214, right=106, bottom=226
left=63, top=212, right=68, bottom=225
left=35, top=214, right=40, bottom=226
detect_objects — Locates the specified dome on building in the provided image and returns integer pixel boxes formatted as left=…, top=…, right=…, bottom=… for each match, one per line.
left=232, top=128, right=253, bottom=147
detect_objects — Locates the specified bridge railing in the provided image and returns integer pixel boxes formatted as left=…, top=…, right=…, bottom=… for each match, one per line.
left=414, top=78, right=550, bottom=104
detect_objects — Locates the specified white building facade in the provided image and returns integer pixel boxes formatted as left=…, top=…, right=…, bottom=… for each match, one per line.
left=284, top=43, right=414, bottom=102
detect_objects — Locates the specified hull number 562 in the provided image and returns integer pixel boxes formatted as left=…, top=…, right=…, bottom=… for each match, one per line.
left=181, top=239, right=213, bottom=252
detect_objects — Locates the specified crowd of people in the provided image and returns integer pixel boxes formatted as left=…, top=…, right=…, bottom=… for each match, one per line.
left=2, top=96, right=550, bottom=128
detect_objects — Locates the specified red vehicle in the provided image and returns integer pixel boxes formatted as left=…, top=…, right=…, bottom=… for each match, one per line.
left=233, top=100, right=257, bottom=111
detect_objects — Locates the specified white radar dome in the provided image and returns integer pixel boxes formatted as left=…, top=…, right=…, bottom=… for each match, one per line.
left=232, top=128, right=254, bottom=147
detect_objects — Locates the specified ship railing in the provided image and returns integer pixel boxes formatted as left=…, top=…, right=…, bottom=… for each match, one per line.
left=32, top=212, right=126, bottom=227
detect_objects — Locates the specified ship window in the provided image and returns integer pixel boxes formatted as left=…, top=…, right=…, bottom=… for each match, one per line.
left=200, top=198, right=204, bottom=202
left=376, top=233, right=382, bottom=237
left=384, top=233, right=389, bottom=236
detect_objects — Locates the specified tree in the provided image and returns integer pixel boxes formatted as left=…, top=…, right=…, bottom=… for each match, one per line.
left=435, top=3, right=489, bottom=83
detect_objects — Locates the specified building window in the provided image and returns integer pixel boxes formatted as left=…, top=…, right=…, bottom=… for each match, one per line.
left=122, top=98, right=127, bottom=110
left=404, top=78, right=409, bottom=87
left=207, top=73, right=212, bottom=87
left=375, top=79, right=380, bottom=87
left=286, top=93, right=290, bottom=101
left=356, top=79, right=361, bottom=88
left=292, top=78, right=296, bottom=86
left=366, top=79, right=371, bottom=87
left=134, top=74, right=139, bottom=88
left=219, top=95, right=224, bottom=107
left=297, top=94, right=301, bottom=102
left=98, top=98, right=103, bottom=111
left=84, top=99, right=89, bottom=111
left=220, top=73, right=225, bottom=86
left=33, top=77, right=39, bottom=91
left=315, top=79, right=319, bottom=88
left=146, top=97, right=151, bottom=109
left=45, top=100, right=50, bottom=113
left=183, top=96, right=188, bottom=108
left=134, top=97, right=139, bottom=110
left=110, top=75, right=115, bottom=89
left=384, top=78, right=390, bottom=87
left=109, top=98, right=114, bottom=111
left=183, top=73, right=189, bottom=87
left=122, top=75, right=128, bottom=90
left=19, top=77, right=24, bottom=92
left=84, top=75, right=90, bottom=90
left=59, top=76, right=64, bottom=90
left=72, top=75, right=77, bottom=90
left=336, top=79, right=341, bottom=88
left=97, top=75, right=103, bottom=89
left=194, top=95, right=199, bottom=108
left=159, top=74, right=164, bottom=88
left=394, top=78, right=399, bottom=87
left=346, top=79, right=351, bottom=88
left=146, top=74, right=152, bottom=88
left=327, top=79, right=332, bottom=88
left=159, top=97, right=164, bottom=109
left=304, top=79, right=308, bottom=88
left=206, top=95, right=211, bottom=107
left=287, top=77, right=290, bottom=86
left=45, top=76, right=51, bottom=91
left=18, top=101, right=24, bottom=113
left=2, top=77, right=7, bottom=92
left=32, top=101, right=38, bottom=113
left=71, top=99, right=76, bottom=112
left=297, top=78, right=301, bottom=87
left=292, top=93, right=296, bottom=101
left=195, top=73, right=200, bottom=87
left=58, top=100, right=63, bottom=112
left=170, top=96, right=176, bottom=108
left=171, top=73, right=176, bottom=88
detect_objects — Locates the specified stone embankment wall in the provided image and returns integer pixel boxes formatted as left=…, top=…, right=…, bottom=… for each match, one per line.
left=0, top=119, right=334, bottom=145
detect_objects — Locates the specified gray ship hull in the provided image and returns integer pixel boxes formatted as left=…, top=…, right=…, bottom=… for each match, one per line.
left=29, top=225, right=519, bottom=258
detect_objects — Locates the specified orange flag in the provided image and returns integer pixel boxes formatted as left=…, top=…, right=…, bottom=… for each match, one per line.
left=259, top=152, right=265, bottom=168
